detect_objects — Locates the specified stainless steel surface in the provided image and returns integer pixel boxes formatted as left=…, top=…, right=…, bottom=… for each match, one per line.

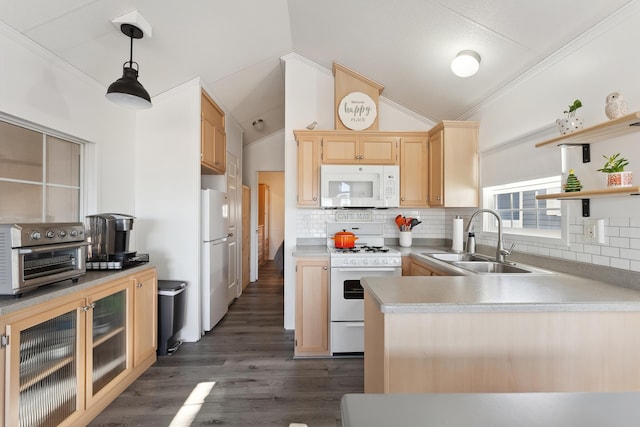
left=424, top=253, right=490, bottom=262
left=465, top=209, right=510, bottom=263
left=452, top=261, right=536, bottom=274
left=85, top=213, right=135, bottom=261
left=0, top=223, right=87, bottom=295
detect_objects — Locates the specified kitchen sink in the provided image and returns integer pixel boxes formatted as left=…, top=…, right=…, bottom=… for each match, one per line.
left=422, top=253, right=490, bottom=262
left=452, top=261, right=534, bottom=274
left=420, top=252, right=555, bottom=275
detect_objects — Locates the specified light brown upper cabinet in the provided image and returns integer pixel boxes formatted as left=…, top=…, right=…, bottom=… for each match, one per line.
left=201, top=90, right=226, bottom=175
left=428, top=121, right=479, bottom=207
left=294, top=132, right=322, bottom=207
left=399, top=134, right=429, bottom=207
left=322, top=133, right=398, bottom=165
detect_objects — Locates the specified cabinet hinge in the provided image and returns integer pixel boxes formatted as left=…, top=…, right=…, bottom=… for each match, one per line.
left=295, top=265, right=298, bottom=272
left=1, top=334, right=9, bottom=348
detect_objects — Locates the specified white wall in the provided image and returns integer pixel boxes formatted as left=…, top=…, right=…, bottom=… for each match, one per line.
left=243, top=130, right=285, bottom=281
left=468, top=3, right=640, bottom=271
left=0, top=23, right=135, bottom=216
left=135, top=79, right=202, bottom=342
left=282, top=53, right=436, bottom=329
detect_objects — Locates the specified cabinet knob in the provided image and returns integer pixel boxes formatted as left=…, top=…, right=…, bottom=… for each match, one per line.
left=436, top=196, right=441, bottom=200
left=136, top=283, right=143, bottom=288
left=312, top=196, right=317, bottom=201
left=401, top=197, right=405, bottom=201
left=323, top=266, right=327, bottom=270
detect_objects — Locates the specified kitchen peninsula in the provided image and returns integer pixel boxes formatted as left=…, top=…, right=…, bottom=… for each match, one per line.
left=362, top=269, right=640, bottom=394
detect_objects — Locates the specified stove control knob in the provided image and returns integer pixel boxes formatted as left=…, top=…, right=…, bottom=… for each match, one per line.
left=69, top=229, right=78, bottom=237
left=351, top=259, right=357, bottom=265
left=58, top=230, right=67, bottom=238
left=362, top=259, right=368, bottom=265
left=382, top=259, right=388, bottom=265
left=30, top=231, right=41, bottom=240
left=46, top=230, right=55, bottom=239
left=374, top=259, right=380, bottom=265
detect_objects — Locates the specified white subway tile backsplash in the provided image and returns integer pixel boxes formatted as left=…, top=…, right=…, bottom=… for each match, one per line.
left=621, top=248, right=640, bottom=261
left=591, top=255, right=610, bottom=267
left=576, top=253, right=592, bottom=263
left=601, top=246, right=620, bottom=258
left=610, top=217, right=630, bottom=227
left=611, top=258, right=630, bottom=270
left=583, top=244, right=601, bottom=255
left=631, top=239, right=640, bottom=250
left=609, top=237, right=630, bottom=248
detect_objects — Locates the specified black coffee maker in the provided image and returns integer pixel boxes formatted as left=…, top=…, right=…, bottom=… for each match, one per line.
left=85, top=213, right=142, bottom=266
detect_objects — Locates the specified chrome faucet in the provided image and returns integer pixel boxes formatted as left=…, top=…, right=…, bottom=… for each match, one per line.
left=465, top=208, right=513, bottom=263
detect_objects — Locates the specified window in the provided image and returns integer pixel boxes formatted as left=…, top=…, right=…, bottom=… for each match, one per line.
left=0, top=119, right=82, bottom=223
left=483, top=176, right=563, bottom=239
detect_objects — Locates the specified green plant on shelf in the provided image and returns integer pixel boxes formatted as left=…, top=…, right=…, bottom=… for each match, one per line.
left=597, top=153, right=629, bottom=173
left=563, top=99, right=583, bottom=118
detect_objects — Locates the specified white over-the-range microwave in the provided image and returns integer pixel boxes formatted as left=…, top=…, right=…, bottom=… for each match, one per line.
left=320, top=164, right=400, bottom=208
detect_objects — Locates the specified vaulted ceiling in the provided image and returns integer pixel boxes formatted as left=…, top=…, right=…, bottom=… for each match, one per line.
left=0, top=0, right=633, bottom=144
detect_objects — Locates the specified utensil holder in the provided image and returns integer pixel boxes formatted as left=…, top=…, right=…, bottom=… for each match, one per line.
left=399, top=231, right=412, bottom=247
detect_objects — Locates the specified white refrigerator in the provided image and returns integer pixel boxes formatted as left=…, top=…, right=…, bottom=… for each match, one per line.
left=201, top=189, right=229, bottom=332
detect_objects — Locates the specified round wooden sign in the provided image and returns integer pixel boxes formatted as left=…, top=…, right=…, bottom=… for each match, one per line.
left=338, top=92, right=377, bottom=130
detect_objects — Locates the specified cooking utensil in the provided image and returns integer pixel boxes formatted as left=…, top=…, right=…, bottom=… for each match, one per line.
left=330, top=230, right=359, bottom=248
left=410, top=219, right=421, bottom=229
left=395, top=215, right=405, bottom=228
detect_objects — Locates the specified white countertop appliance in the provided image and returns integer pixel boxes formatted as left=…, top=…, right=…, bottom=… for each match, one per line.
left=327, top=222, right=401, bottom=354
left=0, top=222, right=87, bottom=295
left=320, top=165, right=399, bottom=208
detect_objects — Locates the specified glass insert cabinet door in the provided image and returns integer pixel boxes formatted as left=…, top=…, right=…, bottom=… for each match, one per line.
left=86, top=280, right=131, bottom=405
left=5, top=298, right=86, bottom=427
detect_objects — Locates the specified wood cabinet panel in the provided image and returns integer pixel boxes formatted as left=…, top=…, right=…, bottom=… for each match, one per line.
left=428, top=121, right=479, bottom=207
left=1, top=267, right=157, bottom=426
left=400, top=136, right=428, bottom=207
left=201, top=90, right=226, bottom=175
left=133, top=270, right=157, bottom=367
left=295, top=258, right=329, bottom=357
left=295, top=134, right=321, bottom=207
left=322, top=135, right=358, bottom=163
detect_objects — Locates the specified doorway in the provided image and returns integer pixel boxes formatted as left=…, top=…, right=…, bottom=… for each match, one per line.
left=257, top=171, right=284, bottom=275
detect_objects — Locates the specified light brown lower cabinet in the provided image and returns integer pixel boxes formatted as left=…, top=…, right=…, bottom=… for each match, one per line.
left=408, top=257, right=449, bottom=276
left=1, top=267, right=157, bottom=426
left=365, top=292, right=640, bottom=394
left=294, top=258, right=329, bottom=357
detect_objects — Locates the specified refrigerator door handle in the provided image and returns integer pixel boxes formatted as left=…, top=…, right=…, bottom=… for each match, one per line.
left=204, top=237, right=228, bottom=245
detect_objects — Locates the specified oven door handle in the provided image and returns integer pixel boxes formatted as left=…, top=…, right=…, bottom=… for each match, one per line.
left=334, top=268, right=398, bottom=272
left=18, top=241, right=89, bottom=254
left=343, top=322, right=365, bottom=328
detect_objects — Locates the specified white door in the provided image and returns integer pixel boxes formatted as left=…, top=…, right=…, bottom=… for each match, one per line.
left=227, top=152, right=239, bottom=303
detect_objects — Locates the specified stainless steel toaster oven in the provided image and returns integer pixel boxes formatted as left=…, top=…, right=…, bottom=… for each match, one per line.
left=0, top=223, right=87, bottom=295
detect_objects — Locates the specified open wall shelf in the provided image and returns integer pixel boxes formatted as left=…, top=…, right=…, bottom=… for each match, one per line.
left=535, top=186, right=640, bottom=200
left=535, top=111, right=640, bottom=149
left=536, top=186, right=640, bottom=217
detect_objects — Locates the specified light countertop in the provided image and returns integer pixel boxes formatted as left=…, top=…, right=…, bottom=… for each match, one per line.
left=292, top=245, right=329, bottom=257
left=341, top=392, right=640, bottom=427
left=361, top=272, right=640, bottom=313
left=0, top=264, right=155, bottom=316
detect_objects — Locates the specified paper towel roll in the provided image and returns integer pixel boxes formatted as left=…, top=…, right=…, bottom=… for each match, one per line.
left=451, top=217, right=464, bottom=252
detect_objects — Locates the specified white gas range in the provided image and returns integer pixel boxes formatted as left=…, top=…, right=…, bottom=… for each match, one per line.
left=327, top=222, right=401, bottom=355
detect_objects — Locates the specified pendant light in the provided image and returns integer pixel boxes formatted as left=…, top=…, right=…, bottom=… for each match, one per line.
left=106, top=24, right=152, bottom=109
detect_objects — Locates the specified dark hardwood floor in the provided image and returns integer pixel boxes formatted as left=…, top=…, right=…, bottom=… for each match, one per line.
left=89, top=261, right=364, bottom=427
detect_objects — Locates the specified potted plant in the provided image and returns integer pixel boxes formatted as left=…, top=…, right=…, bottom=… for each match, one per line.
left=556, top=99, right=584, bottom=135
left=597, top=153, right=632, bottom=187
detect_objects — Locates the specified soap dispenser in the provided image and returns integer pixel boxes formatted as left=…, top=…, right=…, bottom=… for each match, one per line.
left=466, top=232, right=476, bottom=254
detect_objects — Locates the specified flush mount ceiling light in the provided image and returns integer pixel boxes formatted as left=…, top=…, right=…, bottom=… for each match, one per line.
left=451, top=50, right=481, bottom=78
left=106, top=23, right=152, bottom=109
left=252, top=119, right=265, bottom=131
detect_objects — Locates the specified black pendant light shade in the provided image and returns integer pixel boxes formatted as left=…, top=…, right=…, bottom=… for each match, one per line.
left=106, top=24, right=152, bottom=109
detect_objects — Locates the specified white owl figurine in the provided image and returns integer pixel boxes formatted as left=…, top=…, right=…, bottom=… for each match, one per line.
left=605, top=92, right=628, bottom=120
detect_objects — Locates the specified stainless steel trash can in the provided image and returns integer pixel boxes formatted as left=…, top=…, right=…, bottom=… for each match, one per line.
left=157, top=280, right=187, bottom=356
